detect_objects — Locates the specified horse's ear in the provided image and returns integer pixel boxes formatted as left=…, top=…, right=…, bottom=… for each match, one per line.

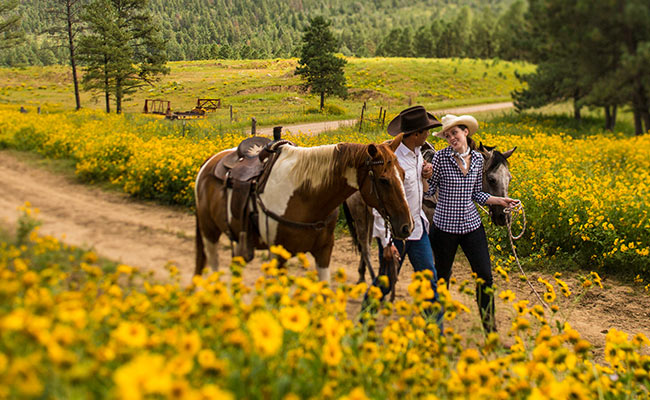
left=367, top=143, right=378, bottom=158
left=478, top=142, right=490, bottom=159
left=502, top=146, right=517, bottom=159
left=388, top=133, right=403, bottom=152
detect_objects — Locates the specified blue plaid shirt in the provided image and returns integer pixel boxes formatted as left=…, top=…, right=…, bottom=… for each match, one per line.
left=426, top=146, right=490, bottom=234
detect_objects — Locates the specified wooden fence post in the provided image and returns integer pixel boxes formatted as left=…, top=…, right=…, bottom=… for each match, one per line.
left=382, top=110, right=387, bottom=128
left=230, top=105, right=233, bottom=123
left=378, top=107, right=382, bottom=123
left=358, top=101, right=366, bottom=132
left=251, top=117, right=257, bottom=136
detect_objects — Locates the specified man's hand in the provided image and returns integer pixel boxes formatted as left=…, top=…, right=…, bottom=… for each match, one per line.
left=422, top=161, right=433, bottom=179
left=390, top=244, right=400, bottom=261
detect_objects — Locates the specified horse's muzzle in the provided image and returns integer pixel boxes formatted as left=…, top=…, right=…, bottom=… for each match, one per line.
left=490, top=207, right=508, bottom=226
left=395, top=223, right=412, bottom=239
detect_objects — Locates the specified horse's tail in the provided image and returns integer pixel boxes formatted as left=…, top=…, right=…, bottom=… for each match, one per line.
left=342, top=200, right=362, bottom=254
left=194, top=212, right=206, bottom=276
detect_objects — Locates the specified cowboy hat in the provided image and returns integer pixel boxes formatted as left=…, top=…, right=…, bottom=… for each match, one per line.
left=434, top=114, right=479, bottom=137
left=387, top=105, right=442, bottom=136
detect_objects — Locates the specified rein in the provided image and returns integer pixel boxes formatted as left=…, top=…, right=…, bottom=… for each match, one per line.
left=479, top=202, right=550, bottom=312
left=364, top=158, right=394, bottom=237
left=363, top=156, right=402, bottom=300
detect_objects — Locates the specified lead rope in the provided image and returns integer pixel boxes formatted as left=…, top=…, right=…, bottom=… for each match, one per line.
left=479, top=202, right=551, bottom=312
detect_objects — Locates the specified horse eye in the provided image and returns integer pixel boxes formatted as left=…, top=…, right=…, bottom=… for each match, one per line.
left=488, top=177, right=497, bottom=184
left=378, top=177, right=390, bottom=185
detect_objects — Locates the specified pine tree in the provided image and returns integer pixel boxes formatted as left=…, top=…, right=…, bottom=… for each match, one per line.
left=44, top=0, right=87, bottom=110
left=413, top=25, right=434, bottom=58
left=295, top=16, right=347, bottom=111
left=79, top=0, right=168, bottom=114
left=0, top=0, right=22, bottom=50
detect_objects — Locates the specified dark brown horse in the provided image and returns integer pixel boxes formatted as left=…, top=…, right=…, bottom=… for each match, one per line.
left=194, top=134, right=413, bottom=283
left=344, top=142, right=516, bottom=282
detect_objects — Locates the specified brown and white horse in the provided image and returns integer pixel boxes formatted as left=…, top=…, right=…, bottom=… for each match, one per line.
left=194, top=134, right=413, bottom=283
left=344, top=142, right=516, bottom=282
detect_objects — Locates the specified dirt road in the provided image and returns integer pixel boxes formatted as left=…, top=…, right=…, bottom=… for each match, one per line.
left=257, top=102, right=514, bottom=136
left=1, top=149, right=649, bottom=357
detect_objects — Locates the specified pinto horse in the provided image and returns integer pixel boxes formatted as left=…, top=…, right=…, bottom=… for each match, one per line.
left=194, top=134, right=413, bottom=283
left=344, top=142, right=516, bottom=283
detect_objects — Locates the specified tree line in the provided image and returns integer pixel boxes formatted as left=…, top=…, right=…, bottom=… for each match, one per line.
left=1, top=0, right=517, bottom=65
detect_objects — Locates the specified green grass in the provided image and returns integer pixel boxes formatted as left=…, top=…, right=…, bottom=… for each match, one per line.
left=0, top=57, right=533, bottom=129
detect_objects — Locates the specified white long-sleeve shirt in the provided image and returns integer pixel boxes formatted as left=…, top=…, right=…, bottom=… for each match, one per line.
left=373, top=142, right=429, bottom=247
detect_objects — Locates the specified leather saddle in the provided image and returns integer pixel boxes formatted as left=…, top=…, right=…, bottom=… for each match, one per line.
left=213, top=136, right=290, bottom=261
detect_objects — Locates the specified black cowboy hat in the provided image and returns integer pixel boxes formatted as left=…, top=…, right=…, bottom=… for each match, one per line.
left=387, top=105, right=442, bottom=136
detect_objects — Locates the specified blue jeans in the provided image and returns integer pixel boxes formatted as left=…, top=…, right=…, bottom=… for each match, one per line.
left=363, top=221, right=443, bottom=327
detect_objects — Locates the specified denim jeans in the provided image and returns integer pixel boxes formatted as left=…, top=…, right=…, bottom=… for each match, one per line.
left=363, top=220, right=443, bottom=327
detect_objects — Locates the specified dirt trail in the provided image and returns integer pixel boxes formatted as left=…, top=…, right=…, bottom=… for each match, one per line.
left=257, top=102, right=514, bottom=136
left=1, top=150, right=649, bottom=358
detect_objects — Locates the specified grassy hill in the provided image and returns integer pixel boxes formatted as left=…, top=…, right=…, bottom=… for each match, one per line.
left=0, top=57, right=533, bottom=127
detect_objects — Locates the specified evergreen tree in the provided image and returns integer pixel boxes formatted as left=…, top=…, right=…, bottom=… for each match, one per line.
left=397, top=27, right=414, bottom=57
left=513, top=0, right=650, bottom=132
left=0, top=0, right=22, bottom=49
left=295, top=16, right=347, bottom=111
left=512, top=0, right=586, bottom=119
left=413, top=25, right=434, bottom=58
left=470, top=7, right=497, bottom=59
left=79, top=0, right=169, bottom=114
left=44, top=0, right=87, bottom=110
left=78, top=0, right=114, bottom=112
left=495, top=0, right=530, bottom=60
left=376, top=28, right=401, bottom=57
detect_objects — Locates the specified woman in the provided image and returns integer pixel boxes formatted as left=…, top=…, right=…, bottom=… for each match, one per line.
left=427, top=114, right=519, bottom=333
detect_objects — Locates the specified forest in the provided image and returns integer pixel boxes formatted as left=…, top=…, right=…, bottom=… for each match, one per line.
left=1, top=0, right=520, bottom=64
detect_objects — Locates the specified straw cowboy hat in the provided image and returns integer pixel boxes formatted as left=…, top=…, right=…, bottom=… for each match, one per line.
left=387, top=105, right=442, bottom=136
left=434, top=114, right=479, bottom=137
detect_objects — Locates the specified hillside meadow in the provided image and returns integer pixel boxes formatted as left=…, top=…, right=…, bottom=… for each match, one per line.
left=0, top=57, right=532, bottom=128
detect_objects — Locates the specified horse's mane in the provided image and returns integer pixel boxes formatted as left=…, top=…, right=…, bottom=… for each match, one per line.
left=284, top=143, right=368, bottom=191
left=485, top=149, right=509, bottom=173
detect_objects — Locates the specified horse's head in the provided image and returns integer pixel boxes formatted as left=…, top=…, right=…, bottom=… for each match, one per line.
left=421, top=140, right=436, bottom=163
left=479, top=143, right=517, bottom=226
left=358, top=133, right=413, bottom=240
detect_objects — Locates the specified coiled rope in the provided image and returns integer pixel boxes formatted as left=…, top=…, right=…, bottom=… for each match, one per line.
left=480, top=202, right=551, bottom=311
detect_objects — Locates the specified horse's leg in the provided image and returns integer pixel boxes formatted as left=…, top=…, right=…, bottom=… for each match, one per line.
left=195, top=213, right=207, bottom=276
left=313, top=239, right=334, bottom=284
left=359, top=204, right=376, bottom=282
left=195, top=213, right=222, bottom=275
left=202, top=233, right=221, bottom=273
left=356, top=258, right=365, bottom=284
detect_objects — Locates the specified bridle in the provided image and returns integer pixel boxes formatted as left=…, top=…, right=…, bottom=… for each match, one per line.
left=361, top=156, right=398, bottom=239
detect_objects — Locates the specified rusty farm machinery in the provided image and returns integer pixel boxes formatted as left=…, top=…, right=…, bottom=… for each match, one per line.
left=143, top=98, right=221, bottom=120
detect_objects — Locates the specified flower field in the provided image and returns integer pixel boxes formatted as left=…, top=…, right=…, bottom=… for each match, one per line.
left=0, top=107, right=648, bottom=279
left=1, top=206, right=649, bottom=399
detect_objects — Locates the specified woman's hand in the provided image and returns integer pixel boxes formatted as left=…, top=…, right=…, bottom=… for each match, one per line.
left=487, top=196, right=520, bottom=209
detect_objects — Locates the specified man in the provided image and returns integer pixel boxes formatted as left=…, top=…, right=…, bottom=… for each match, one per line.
left=363, top=105, right=443, bottom=326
